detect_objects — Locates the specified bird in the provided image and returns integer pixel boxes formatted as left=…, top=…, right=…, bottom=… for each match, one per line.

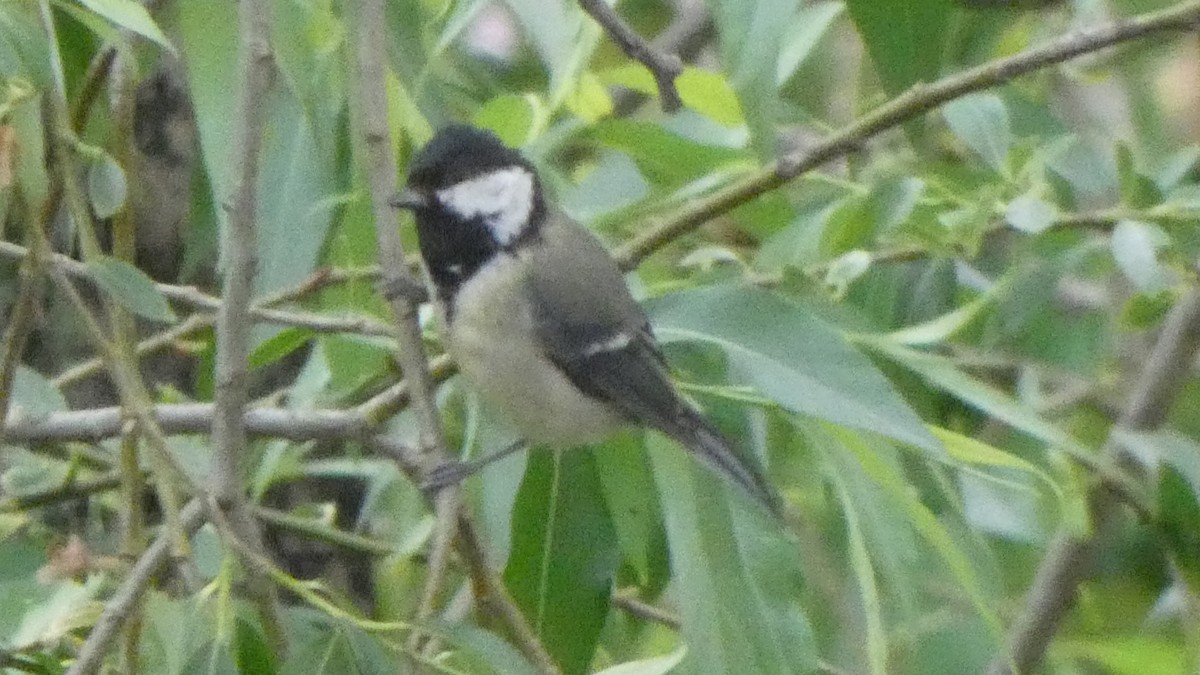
left=389, top=125, right=779, bottom=514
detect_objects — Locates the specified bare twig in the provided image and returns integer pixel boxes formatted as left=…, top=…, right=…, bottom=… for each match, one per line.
left=0, top=472, right=123, bottom=512
left=4, top=402, right=388, bottom=443
left=0, top=242, right=395, bottom=337
left=252, top=505, right=397, bottom=557
left=52, top=314, right=212, bottom=388
left=37, top=0, right=195, bottom=568
left=65, top=499, right=207, bottom=675
left=612, top=592, right=681, bottom=628
left=207, top=0, right=286, bottom=656
left=615, top=0, right=1200, bottom=269
left=367, top=437, right=560, bottom=673
left=0, top=202, right=49, bottom=446
left=988, top=289, right=1200, bottom=675
left=351, top=0, right=465, bottom=659
left=579, top=0, right=683, bottom=112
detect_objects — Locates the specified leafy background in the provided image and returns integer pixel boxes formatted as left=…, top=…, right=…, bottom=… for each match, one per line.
left=2, top=0, right=1200, bottom=674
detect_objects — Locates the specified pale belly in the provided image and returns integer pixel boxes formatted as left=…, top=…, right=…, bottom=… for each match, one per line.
left=446, top=256, right=624, bottom=445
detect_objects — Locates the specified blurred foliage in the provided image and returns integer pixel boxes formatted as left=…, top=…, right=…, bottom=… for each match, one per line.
left=3, top=0, right=1200, bottom=673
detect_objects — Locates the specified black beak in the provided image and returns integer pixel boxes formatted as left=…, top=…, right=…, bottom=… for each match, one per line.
left=389, top=189, right=427, bottom=210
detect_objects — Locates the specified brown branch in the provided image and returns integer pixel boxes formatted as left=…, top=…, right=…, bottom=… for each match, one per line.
left=366, top=438, right=560, bottom=674
left=65, top=499, right=207, bottom=675
left=52, top=314, right=212, bottom=388
left=579, top=0, right=683, bottom=112
left=0, top=242, right=395, bottom=337
left=351, top=0, right=467, bottom=661
left=3, top=401, right=411, bottom=444
left=988, top=288, right=1200, bottom=675
left=612, top=592, right=681, bottom=628
left=0, top=473, right=123, bottom=512
left=207, top=0, right=285, bottom=656
left=0, top=204, right=50, bottom=447
left=614, top=0, right=1200, bottom=269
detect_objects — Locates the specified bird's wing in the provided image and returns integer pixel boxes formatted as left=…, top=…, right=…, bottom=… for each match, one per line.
left=527, top=217, right=779, bottom=513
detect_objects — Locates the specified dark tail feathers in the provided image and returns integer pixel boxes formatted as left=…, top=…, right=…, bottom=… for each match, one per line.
left=661, top=407, right=782, bottom=517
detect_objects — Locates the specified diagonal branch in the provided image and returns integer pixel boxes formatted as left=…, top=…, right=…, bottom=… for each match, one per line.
left=65, top=499, right=207, bottom=675
left=615, top=0, right=1200, bottom=269
left=579, top=0, right=683, bottom=112
left=987, top=287, right=1200, bottom=674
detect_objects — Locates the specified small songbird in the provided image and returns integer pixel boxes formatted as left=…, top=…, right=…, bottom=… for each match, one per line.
left=390, top=125, right=779, bottom=514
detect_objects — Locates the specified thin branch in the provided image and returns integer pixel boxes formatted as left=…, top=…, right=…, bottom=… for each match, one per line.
left=988, top=288, right=1200, bottom=675
left=36, top=1, right=194, bottom=563
left=0, top=242, right=395, bottom=337
left=366, top=437, right=560, bottom=674
left=612, top=592, right=681, bottom=628
left=252, top=505, right=397, bottom=557
left=65, top=499, right=207, bottom=675
left=47, top=269, right=191, bottom=544
left=4, top=402, right=381, bottom=443
left=579, top=0, right=683, bottom=112
left=207, top=0, right=285, bottom=655
left=614, top=0, right=1200, bottom=269
left=0, top=197, right=50, bottom=447
left=52, top=314, right=212, bottom=388
left=351, top=0, right=464, bottom=659
left=0, top=472, right=123, bottom=512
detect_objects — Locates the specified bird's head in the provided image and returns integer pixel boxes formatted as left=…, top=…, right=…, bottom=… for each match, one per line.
left=391, top=125, right=545, bottom=251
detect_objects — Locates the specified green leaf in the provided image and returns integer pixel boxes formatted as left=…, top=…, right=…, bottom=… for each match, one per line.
left=11, top=365, right=67, bottom=417
left=1115, top=143, right=1163, bottom=209
left=87, top=255, right=177, bottom=322
left=832, top=426, right=1003, bottom=638
left=703, top=0, right=800, bottom=156
left=504, top=451, right=620, bottom=674
left=86, top=153, right=127, bottom=219
left=179, top=1, right=338, bottom=308
left=0, top=3, right=52, bottom=88
left=1004, top=193, right=1055, bottom=234
left=473, top=94, right=545, bottom=147
left=1111, top=220, right=1174, bottom=293
left=10, top=576, right=103, bottom=650
left=281, top=608, right=400, bottom=675
left=776, top=2, right=844, bottom=85
left=2, top=452, right=69, bottom=499
left=885, top=274, right=1009, bottom=346
left=594, top=646, right=687, bottom=675
left=593, top=434, right=668, bottom=589
left=1057, top=638, right=1188, bottom=675
left=647, top=285, right=943, bottom=457
left=76, top=0, right=174, bottom=52
left=431, top=622, right=540, bottom=675
left=831, top=473, right=887, bottom=675
left=845, top=0, right=952, bottom=96
left=589, top=120, right=744, bottom=190
left=249, top=328, right=315, bottom=369
left=862, top=339, right=1094, bottom=462
left=647, top=436, right=817, bottom=674
left=943, top=93, right=1012, bottom=173
left=823, top=249, right=871, bottom=298
left=1157, top=466, right=1200, bottom=588
left=271, top=0, right=347, bottom=125
left=601, top=65, right=744, bottom=128
left=502, top=0, right=598, bottom=109
left=565, top=72, right=613, bottom=123
left=676, top=68, right=744, bottom=128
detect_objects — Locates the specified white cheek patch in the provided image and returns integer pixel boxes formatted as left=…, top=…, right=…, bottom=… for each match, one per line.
left=436, top=167, right=534, bottom=246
